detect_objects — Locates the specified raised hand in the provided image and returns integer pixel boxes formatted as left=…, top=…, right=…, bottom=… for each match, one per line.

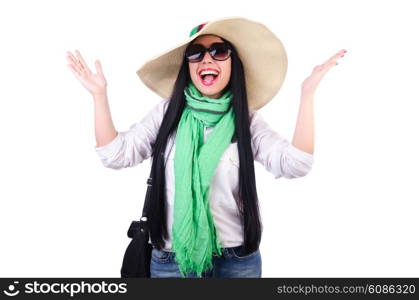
left=301, top=49, right=347, bottom=97
left=66, top=49, right=107, bottom=96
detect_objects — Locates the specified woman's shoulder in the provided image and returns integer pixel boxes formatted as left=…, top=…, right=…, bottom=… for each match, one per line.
left=158, top=97, right=171, bottom=111
left=248, top=108, right=264, bottom=129
left=146, top=98, right=171, bottom=117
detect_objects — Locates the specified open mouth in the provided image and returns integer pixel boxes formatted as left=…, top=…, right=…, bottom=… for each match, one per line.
left=199, top=72, right=219, bottom=86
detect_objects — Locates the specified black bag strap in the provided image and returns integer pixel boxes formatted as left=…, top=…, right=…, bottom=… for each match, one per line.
left=139, top=131, right=176, bottom=222
left=140, top=175, right=153, bottom=221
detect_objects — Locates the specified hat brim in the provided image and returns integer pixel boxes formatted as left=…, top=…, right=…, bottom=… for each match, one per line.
left=136, top=16, right=287, bottom=110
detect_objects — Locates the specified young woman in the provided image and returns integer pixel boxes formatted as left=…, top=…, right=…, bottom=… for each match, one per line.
left=66, top=17, right=346, bottom=278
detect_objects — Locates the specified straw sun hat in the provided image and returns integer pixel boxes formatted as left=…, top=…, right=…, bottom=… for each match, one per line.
left=136, top=16, right=288, bottom=110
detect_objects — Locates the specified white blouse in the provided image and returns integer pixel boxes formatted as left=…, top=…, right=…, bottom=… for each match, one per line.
left=95, top=98, right=314, bottom=251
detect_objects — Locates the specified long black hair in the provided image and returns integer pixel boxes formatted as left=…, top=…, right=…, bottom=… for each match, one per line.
left=148, top=36, right=262, bottom=255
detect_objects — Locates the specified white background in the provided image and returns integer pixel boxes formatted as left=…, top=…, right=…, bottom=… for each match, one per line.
left=1, top=0, right=418, bottom=277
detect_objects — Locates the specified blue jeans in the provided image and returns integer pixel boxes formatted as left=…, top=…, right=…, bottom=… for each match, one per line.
left=150, top=245, right=262, bottom=278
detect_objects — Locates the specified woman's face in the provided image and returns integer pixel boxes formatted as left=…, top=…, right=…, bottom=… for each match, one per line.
left=188, top=35, right=232, bottom=99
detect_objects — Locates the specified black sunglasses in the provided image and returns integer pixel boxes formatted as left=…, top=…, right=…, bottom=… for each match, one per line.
left=185, top=42, right=232, bottom=63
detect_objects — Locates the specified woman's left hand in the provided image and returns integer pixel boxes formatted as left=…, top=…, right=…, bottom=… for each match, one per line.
left=301, top=49, right=347, bottom=97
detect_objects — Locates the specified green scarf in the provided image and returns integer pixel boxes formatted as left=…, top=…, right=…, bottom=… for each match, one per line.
left=172, top=82, right=235, bottom=277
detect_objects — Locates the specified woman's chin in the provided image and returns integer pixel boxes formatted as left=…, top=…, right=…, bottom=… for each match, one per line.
left=191, top=78, right=226, bottom=98
left=194, top=85, right=220, bottom=97
left=200, top=89, right=223, bottom=98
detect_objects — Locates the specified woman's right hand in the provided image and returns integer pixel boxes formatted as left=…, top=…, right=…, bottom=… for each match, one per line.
left=66, top=49, right=107, bottom=96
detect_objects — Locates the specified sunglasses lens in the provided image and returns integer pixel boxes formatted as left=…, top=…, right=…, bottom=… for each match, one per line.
left=185, top=45, right=205, bottom=62
left=185, top=43, right=231, bottom=62
left=210, top=43, right=231, bottom=60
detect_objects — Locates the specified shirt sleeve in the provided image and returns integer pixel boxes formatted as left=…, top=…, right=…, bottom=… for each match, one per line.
left=249, top=109, right=314, bottom=179
left=94, top=98, right=170, bottom=169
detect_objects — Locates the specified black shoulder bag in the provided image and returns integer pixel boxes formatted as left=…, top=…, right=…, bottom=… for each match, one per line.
left=120, top=174, right=153, bottom=278
left=120, top=133, right=175, bottom=278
